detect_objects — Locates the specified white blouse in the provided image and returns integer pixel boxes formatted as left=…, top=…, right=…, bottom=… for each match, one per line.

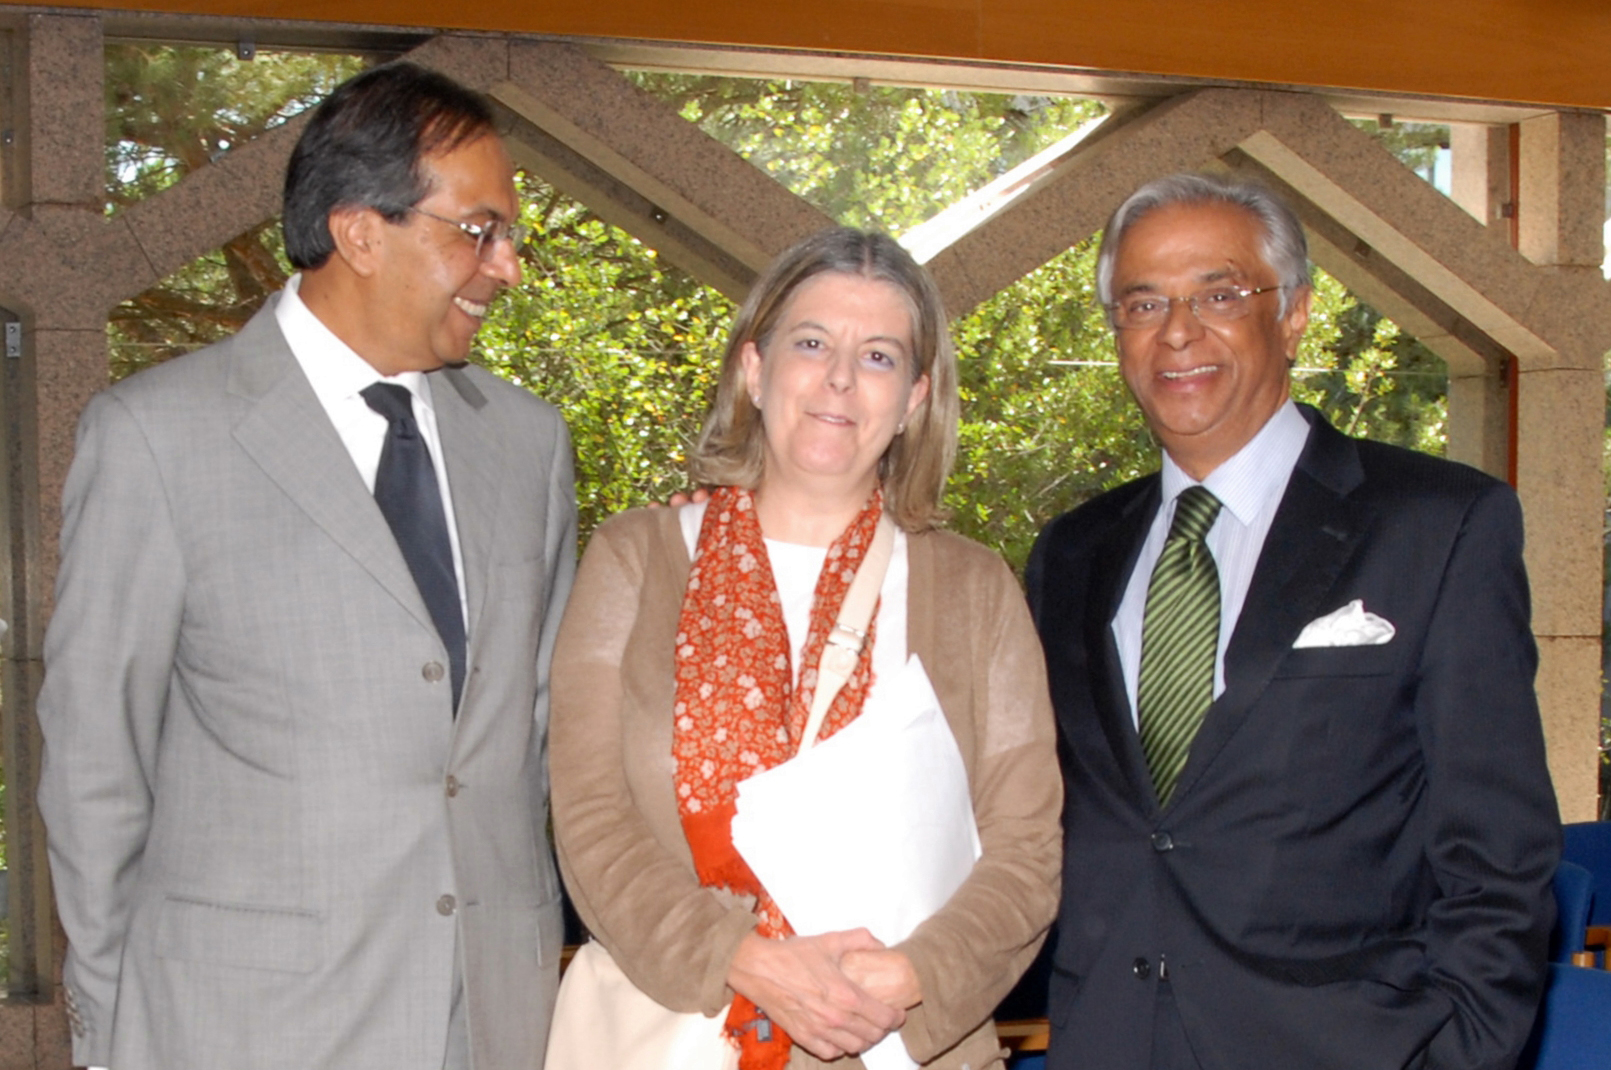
left=678, top=500, right=909, bottom=697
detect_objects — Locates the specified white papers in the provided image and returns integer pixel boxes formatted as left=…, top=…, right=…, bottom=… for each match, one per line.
left=730, top=655, right=980, bottom=1070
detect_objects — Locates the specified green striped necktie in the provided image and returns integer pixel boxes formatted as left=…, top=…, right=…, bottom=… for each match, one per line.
left=1137, top=485, right=1224, bottom=806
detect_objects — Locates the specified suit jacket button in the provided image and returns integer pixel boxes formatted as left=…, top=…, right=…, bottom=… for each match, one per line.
left=423, top=661, right=446, bottom=683
left=1151, top=831, right=1174, bottom=852
left=64, top=987, right=85, bottom=1035
left=1132, top=957, right=1151, bottom=979
left=437, top=894, right=457, bottom=916
left=445, top=775, right=460, bottom=797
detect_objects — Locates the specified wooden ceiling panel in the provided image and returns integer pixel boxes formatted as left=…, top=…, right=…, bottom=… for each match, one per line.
left=16, top=0, right=1611, bottom=110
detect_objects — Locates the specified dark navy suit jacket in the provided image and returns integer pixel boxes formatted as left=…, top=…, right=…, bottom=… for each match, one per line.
left=1026, top=407, right=1558, bottom=1070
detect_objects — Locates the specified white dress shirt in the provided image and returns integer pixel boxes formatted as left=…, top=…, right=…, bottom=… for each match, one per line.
left=275, top=274, right=469, bottom=629
left=1112, top=400, right=1310, bottom=725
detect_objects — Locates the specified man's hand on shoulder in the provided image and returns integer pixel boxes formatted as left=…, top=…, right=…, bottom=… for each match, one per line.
left=647, top=487, right=710, bottom=510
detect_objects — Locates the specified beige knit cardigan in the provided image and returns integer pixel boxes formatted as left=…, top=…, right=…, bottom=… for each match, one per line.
left=551, top=506, right=1062, bottom=1070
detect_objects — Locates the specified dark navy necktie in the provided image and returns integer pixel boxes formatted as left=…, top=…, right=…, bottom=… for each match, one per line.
left=361, top=382, right=465, bottom=712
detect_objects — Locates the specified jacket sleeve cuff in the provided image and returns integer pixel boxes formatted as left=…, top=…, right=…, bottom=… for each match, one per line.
left=699, top=906, right=761, bottom=1015
left=64, top=980, right=112, bottom=1068
left=899, top=1005, right=942, bottom=1064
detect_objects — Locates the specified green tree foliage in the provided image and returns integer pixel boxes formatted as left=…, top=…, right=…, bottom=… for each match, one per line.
left=611, top=76, right=1447, bottom=568
left=942, top=244, right=1151, bottom=568
left=1294, top=273, right=1447, bottom=455
left=105, top=52, right=1449, bottom=572
left=105, top=45, right=365, bottom=377
left=1352, top=119, right=1448, bottom=186
left=476, top=185, right=734, bottom=538
left=647, top=75, right=1101, bottom=233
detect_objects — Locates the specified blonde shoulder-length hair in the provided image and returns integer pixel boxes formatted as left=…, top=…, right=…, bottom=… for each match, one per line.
left=689, top=227, right=960, bottom=533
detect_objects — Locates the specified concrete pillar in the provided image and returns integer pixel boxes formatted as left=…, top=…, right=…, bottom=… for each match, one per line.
left=0, top=21, right=105, bottom=1070
left=1449, top=123, right=1511, bottom=231
left=1514, top=111, right=1607, bottom=820
left=1443, top=123, right=1514, bottom=481
left=1443, top=365, right=1509, bottom=478
left=1516, top=366, right=1604, bottom=821
left=1519, top=112, right=1606, bottom=273
left=16, top=14, right=103, bottom=210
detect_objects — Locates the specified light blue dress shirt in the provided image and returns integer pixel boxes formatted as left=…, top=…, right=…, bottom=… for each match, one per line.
left=1113, top=400, right=1311, bottom=726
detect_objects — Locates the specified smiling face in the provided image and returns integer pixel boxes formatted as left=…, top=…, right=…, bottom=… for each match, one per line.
left=742, top=271, right=930, bottom=504
left=364, top=133, right=522, bottom=374
left=1111, top=201, right=1310, bottom=479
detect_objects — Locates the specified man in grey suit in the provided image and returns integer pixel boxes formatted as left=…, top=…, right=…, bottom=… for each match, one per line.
left=37, top=63, right=575, bottom=1070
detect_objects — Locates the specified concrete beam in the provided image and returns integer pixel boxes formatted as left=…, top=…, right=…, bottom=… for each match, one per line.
left=899, top=112, right=1109, bottom=265
left=19, top=12, right=101, bottom=208
left=484, top=39, right=832, bottom=301
left=923, top=90, right=1269, bottom=317
left=1448, top=122, right=1510, bottom=231
left=111, top=110, right=311, bottom=300
left=497, top=108, right=760, bottom=300
left=1239, top=96, right=1611, bottom=371
left=411, top=35, right=775, bottom=296
left=1220, top=149, right=1511, bottom=477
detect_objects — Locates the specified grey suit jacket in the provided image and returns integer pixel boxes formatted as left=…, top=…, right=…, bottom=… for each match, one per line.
left=37, top=297, right=577, bottom=1070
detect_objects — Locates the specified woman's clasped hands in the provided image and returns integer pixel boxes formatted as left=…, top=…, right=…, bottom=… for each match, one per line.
left=727, top=928, right=921, bottom=1060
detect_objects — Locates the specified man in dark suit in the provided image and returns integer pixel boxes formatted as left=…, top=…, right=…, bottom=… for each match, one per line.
left=38, top=63, right=574, bottom=1070
left=1026, top=173, right=1559, bottom=1070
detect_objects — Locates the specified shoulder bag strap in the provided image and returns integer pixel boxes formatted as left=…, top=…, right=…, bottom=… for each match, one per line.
left=797, top=514, right=896, bottom=755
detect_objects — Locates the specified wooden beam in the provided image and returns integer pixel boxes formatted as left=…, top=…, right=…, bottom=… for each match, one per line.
left=5, top=0, right=1609, bottom=109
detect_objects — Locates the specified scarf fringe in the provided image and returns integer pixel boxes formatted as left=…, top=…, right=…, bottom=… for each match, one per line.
left=683, top=805, right=763, bottom=892
left=728, top=994, right=793, bottom=1070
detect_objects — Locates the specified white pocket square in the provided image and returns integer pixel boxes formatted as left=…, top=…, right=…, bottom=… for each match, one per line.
left=1292, top=599, right=1396, bottom=649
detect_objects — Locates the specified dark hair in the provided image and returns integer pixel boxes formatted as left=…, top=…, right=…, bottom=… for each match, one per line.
left=282, top=62, right=497, bottom=270
left=689, top=227, right=960, bottom=532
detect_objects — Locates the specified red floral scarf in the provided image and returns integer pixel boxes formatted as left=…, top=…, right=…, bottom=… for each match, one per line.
left=673, top=484, right=883, bottom=1070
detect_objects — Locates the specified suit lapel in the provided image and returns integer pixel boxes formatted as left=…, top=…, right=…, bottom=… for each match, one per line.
left=227, top=302, right=437, bottom=637
left=1084, top=480, right=1161, bottom=810
left=1168, top=411, right=1373, bottom=805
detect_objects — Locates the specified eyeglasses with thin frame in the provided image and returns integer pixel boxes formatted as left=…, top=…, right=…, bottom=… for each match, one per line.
left=1105, top=284, right=1282, bottom=331
left=405, top=206, right=531, bottom=261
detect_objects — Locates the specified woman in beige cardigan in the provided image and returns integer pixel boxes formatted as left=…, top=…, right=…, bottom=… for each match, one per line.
left=550, top=228, right=1061, bottom=1070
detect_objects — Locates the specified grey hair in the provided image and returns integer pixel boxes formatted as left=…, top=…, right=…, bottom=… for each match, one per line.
left=1095, top=173, right=1312, bottom=316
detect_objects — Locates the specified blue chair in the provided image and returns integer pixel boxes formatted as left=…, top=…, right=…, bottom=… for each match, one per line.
left=1562, top=822, right=1611, bottom=964
left=1517, top=963, right=1611, bottom=1069
left=1550, top=860, right=1594, bottom=964
left=996, top=934, right=1052, bottom=1067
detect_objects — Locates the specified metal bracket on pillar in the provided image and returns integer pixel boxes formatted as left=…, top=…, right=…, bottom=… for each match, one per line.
left=1504, top=352, right=1519, bottom=488
left=0, top=303, right=47, bottom=999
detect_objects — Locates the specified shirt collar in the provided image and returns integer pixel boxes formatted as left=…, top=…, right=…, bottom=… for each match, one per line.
left=276, top=273, right=433, bottom=410
left=1158, top=399, right=1309, bottom=527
